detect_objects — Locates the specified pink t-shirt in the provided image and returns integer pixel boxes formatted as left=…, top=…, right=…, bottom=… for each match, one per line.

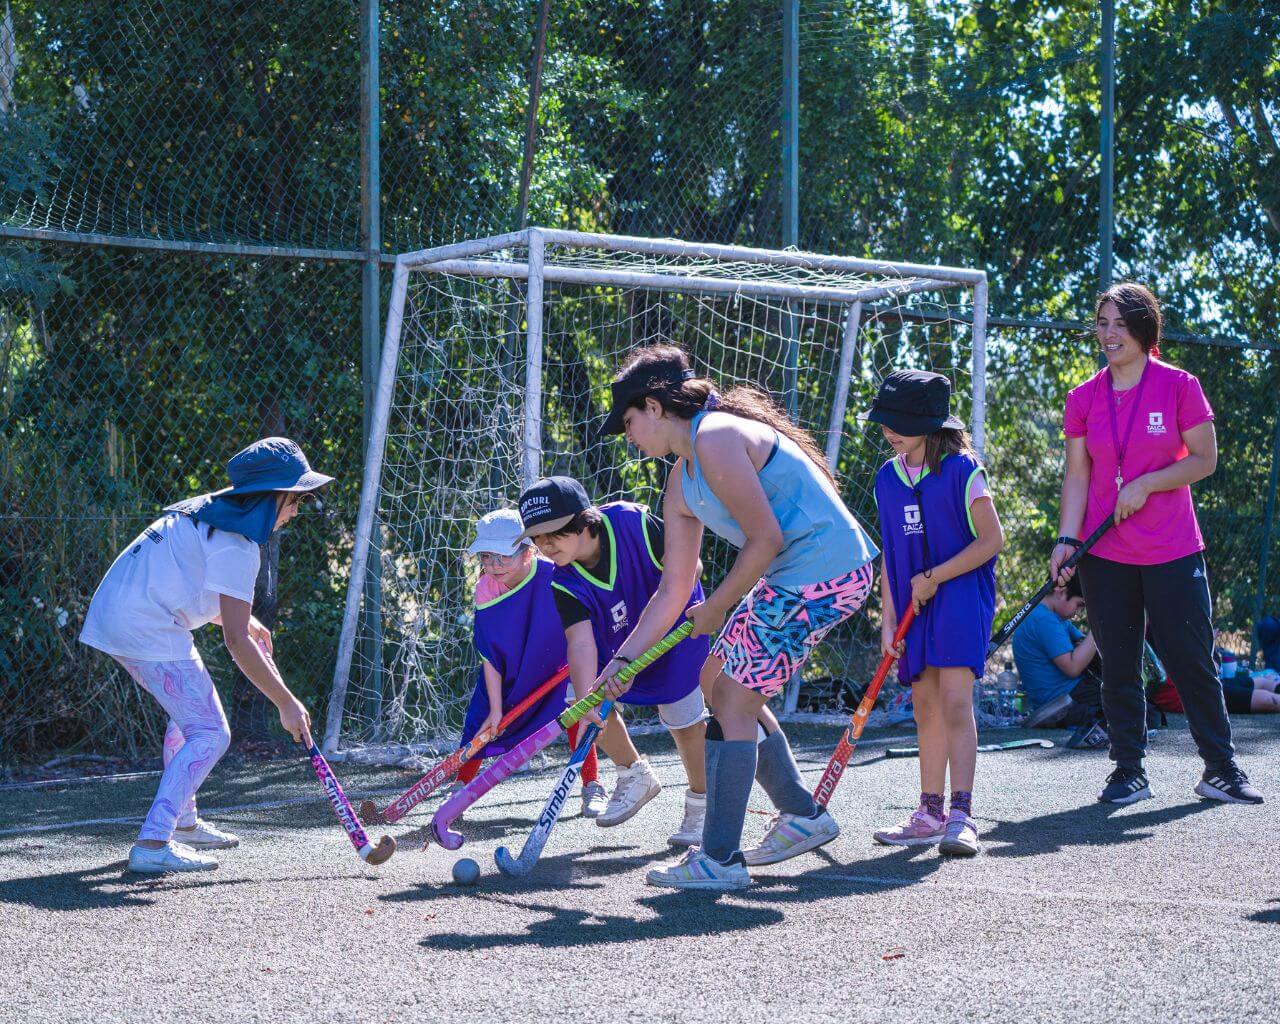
left=474, top=573, right=506, bottom=605
left=1063, top=358, right=1213, bottom=565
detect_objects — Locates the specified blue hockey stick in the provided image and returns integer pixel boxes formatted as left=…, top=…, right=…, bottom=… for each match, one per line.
left=493, top=699, right=615, bottom=878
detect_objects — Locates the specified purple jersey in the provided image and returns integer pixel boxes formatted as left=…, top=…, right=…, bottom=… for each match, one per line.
left=551, top=502, right=707, bottom=706
left=462, top=557, right=570, bottom=754
left=874, top=453, right=997, bottom=684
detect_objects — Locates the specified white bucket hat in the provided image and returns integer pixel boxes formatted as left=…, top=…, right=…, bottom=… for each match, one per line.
left=466, top=509, right=532, bottom=557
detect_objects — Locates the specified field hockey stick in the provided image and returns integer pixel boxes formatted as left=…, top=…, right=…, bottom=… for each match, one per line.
left=359, top=665, right=570, bottom=825
left=252, top=637, right=395, bottom=864
left=886, top=737, right=1055, bottom=758
left=306, top=742, right=397, bottom=865
left=813, top=606, right=916, bottom=809
left=493, top=698, right=615, bottom=878
left=428, top=621, right=695, bottom=850
left=986, top=514, right=1114, bottom=657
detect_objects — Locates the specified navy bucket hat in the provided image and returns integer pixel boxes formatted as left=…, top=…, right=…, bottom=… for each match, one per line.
left=165, top=438, right=333, bottom=544
left=211, top=437, right=334, bottom=497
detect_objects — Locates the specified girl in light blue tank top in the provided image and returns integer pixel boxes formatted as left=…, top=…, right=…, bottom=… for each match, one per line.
left=594, top=344, right=878, bottom=892
left=683, top=410, right=877, bottom=586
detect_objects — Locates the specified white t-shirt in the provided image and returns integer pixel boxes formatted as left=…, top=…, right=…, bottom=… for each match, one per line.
left=80, top=512, right=261, bottom=661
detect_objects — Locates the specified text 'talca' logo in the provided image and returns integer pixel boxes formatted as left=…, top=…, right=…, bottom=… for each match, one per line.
left=1147, top=411, right=1167, bottom=436
left=902, top=504, right=923, bottom=536
left=610, top=600, right=629, bottom=632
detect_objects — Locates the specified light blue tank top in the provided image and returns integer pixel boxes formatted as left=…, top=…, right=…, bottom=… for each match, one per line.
left=681, top=411, right=879, bottom=587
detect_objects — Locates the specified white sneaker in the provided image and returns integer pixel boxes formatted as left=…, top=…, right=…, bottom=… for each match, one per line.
left=742, top=808, right=840, bottom=866
left=580, top=780, right=609, bottom=818
left=646, top=846, right=749, bottom=891
left=128, top=841, right=219, bottom=874
left=668, top=789, right=706, bottom=847
left=596, top=758, right=661, bottom=827
left=172, top=818, right=240, bottom=849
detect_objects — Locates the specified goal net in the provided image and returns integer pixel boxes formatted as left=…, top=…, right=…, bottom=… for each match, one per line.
left=324, top=229, right=988, bottom=764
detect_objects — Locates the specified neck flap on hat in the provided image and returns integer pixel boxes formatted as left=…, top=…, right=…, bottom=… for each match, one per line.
left=165, top=492, right=278, bottom=545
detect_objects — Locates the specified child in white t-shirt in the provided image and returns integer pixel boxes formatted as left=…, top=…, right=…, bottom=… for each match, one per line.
left=79, top=437, right=331, bottom=874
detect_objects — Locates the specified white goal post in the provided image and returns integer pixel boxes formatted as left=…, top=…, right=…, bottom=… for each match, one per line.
left=324, top=228, right=987, bottom=762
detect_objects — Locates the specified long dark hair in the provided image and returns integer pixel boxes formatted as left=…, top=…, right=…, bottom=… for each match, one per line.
left=922, top=427, right=978, bottom=476
left=1096, top=282, right=1162, bottom=358
left=613, top=344, right=836, bottom=485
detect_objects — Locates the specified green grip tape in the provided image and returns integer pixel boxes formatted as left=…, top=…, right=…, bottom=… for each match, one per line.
left=557, top=621, right=695, bottom=729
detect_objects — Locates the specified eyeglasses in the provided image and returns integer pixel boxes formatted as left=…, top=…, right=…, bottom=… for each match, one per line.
left=477, top=551, right=522, bottom=567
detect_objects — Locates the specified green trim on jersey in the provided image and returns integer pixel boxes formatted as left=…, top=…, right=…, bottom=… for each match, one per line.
left=474, top=559, right=539, bottom=610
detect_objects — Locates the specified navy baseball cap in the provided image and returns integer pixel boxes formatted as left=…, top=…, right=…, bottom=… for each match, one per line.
left=517, top=476, right=592, bottom=540
left=860, top=369, right=965, bottom=437
left=601, top=354, right=697, bottom=436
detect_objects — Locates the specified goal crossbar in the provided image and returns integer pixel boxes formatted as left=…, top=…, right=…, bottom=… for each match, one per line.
left=397, top=227, right=988, bottom=286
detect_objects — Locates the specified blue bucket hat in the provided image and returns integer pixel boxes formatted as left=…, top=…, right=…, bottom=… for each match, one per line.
left=165, top=437, right=334, bottom=544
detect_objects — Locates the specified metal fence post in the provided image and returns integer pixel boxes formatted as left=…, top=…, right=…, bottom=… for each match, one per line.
left=523, top=229, right=546, bottom=490
left=359, top=0, right=386, bottom=736
left=1098, top=0, right=1115, bottom=292
left=781, top=0, right=800, bottom=421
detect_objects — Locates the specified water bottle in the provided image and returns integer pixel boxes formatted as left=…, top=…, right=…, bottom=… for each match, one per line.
left=996, top=660, right=1020, bottom=723
left=1218, top=650, right=1237, bottom=681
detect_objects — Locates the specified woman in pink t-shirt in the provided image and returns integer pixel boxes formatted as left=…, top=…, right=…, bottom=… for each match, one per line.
left=1049, top=283, right=1262, bottom=806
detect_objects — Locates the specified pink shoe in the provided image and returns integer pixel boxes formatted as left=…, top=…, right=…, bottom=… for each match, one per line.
left=872, top=806, right=946, bottom=846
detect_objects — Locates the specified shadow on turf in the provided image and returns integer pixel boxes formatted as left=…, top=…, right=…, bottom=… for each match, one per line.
left=418, top=885, right=784, bottom=951
left=381, top=842, right=671, bottom=905
left=0, top=862, right=365, bottom=912
left=1247, top=899, right=1280, bottom=926
left=979, top=798, right=1216, bottom=857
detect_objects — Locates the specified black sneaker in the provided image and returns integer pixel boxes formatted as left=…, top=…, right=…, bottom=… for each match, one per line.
left=1195, top=763, right=1265, bottom=805
left=1098, top=766, right=1152, bottom=804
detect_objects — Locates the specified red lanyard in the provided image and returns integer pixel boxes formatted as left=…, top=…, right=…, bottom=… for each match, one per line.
left=1105, top=361, right=1149, bottom=491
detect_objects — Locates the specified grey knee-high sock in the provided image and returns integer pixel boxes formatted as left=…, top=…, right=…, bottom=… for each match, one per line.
left=755, top=728, right=819, bottom=818
left=702, top=734, right=758, bottom=864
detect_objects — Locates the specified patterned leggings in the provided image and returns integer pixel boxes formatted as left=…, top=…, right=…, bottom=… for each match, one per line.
left=712, top=563, right=875, bottom=699
left=113, top=655, right=232, bottom=842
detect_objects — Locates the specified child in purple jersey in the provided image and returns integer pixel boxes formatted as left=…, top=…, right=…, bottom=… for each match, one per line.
left=517, top=476, right=711, bottom=847
left=452, top=509, right=605, bottom=817
left=864, top=370, right=1004, bottom=857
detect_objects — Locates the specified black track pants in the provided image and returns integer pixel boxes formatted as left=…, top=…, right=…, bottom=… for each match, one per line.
left=1078, top=551, right=1234, bottom=771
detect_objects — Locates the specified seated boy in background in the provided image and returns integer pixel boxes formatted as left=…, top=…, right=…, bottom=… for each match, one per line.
left=1012, top=574, right=1104, bottom=730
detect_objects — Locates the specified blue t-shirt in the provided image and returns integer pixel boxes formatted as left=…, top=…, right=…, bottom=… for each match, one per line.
left=1011, top=603, right=1085, bottom=709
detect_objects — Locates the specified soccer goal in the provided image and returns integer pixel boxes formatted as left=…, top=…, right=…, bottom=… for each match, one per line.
left=323, top=228, right=988, bottom=763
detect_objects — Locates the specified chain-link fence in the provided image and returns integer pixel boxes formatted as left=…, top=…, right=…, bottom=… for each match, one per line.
left=2, top=1, right=1276, bottom=762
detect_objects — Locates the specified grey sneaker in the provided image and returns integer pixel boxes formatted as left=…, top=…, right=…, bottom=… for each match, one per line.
left=580, top=780, right=609, bottom=818
left=938, top=811, right=980, bottom=857
left=742, top=808, right=840, bottom=865
left=172, top=818, right=240, bottom=850
left=128, top=841, right=219, bottom=874
left=668, top=789, right=706, bottom=848
left=646, top=846, right=749, bottom=891
left=596, top=758, right=661, bottom=827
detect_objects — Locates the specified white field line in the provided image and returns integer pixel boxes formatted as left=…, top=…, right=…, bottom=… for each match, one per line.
left=818, top=872, right=1264, bottom=915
